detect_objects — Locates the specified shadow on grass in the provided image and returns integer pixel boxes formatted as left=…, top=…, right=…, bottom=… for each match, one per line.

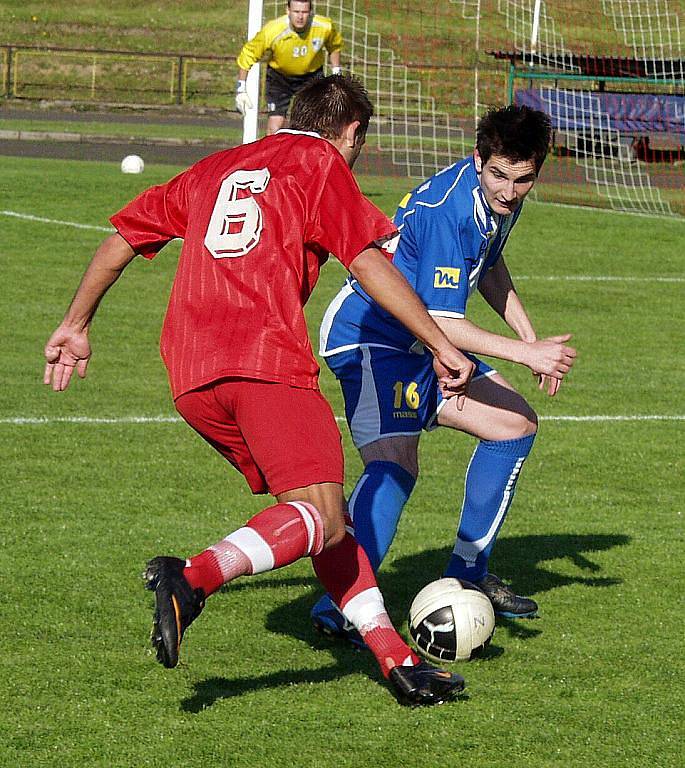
left=486, top=533, right=630, bottom=597
left=181, top=589, right=385, bottom=712
left=182, top=660, right=358, bottom=713
left=183, top=532, right=629, bottom=709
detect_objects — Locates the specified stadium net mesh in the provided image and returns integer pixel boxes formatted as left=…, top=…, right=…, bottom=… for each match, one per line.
left=261, top=0, right=684, bottom=218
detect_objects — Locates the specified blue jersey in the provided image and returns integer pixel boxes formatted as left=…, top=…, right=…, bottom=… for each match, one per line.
left=319, top=156, right=523, bottom=356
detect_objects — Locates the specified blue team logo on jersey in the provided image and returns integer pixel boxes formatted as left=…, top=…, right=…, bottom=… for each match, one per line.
left=433, top=266, right=461, bottom=288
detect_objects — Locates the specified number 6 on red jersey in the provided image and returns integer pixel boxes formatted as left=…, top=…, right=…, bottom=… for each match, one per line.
left=204, top=168, right=271, bottom=258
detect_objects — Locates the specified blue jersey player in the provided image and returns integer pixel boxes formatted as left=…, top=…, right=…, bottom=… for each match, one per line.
left=312, top=105, right=577, bottom=642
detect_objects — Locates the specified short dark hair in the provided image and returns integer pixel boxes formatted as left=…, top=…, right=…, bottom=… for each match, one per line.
left=476, top=105, right=552, bottom=172
left=289, top=74, right=373, bottom=146
left=287, top=0, right=312, bottom=8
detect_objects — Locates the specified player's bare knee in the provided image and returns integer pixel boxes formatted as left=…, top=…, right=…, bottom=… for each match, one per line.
left=512, top=408, right=538, bottom=438
left=501, top=390, right=538, bottom=438
left=277, top=482, right=346, bottom=548
left=493, top=404, right=537, bottom=441
left=360, top=435, right=419, bottom=479
left=320, top=512, right=346, bottom=548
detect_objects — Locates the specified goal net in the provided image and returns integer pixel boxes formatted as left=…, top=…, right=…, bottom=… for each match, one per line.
left=264, top=0, right=468, bottom=178
left=254, top=0, right=683, bottom=217
left=494, top=0, right=683, bottom=216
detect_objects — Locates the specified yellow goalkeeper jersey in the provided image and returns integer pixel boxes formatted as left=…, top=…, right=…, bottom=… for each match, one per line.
left=236, top=14, right=343, bottom=76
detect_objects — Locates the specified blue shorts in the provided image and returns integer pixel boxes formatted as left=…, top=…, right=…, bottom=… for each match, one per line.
left=325, top=346, right=495, bottom=449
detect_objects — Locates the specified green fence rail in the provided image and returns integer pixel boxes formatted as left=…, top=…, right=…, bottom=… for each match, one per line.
left=0, top=43, right=507, bottom=116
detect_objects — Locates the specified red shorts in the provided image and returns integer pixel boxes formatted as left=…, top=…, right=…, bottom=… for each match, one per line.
left=175, top=379, right=344, bottom=496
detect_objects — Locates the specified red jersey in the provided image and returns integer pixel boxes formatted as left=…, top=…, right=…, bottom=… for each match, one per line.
left=110, top=131, right=395, bottom=399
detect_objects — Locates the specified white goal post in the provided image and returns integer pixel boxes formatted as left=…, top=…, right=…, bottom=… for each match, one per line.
left=243, top=0, right=264, bottom=144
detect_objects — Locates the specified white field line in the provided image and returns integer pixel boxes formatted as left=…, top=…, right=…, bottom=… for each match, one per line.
left=515, top=275, right=684, bottom=283
left=3, top=210, right=682, bottom=283
left=1, top=416, right=181, bottom=424
left=1, top=210, right=113, bottom=232
left=527, top=199, right=685, bottom=223
left=1, top=415, right=683, bottom=426
left=8, top=202, right=682, bottom=229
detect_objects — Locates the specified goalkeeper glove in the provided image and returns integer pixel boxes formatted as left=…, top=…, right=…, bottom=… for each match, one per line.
left=331, top=66, right=342, bottom=75
left=235, top=80, right=253, bottom=115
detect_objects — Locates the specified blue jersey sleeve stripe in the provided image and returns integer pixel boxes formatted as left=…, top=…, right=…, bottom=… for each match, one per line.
left=396, top=161, right=472, bottom=228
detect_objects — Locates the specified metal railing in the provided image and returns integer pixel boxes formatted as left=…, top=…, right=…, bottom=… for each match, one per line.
left=1, top=44, right=235, bottom=107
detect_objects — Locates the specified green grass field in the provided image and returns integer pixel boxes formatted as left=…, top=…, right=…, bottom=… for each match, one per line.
left=1, top=154, right=683, bottom=767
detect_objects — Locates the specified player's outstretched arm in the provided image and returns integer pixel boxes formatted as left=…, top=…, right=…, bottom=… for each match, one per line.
left=432, top=257, right=576, bottom=396
left=434, top=315, right=576, bottom=396
left=43, top=233, right=136, bottom=392
left=478, top=257, right=537, bottom=342
left=349, top=246, right=474, bottom=405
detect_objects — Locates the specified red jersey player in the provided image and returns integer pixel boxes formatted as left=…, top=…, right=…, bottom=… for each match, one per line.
left=43, top=75, right=474, bottom=706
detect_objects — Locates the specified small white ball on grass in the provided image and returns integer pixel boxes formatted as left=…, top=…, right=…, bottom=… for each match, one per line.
left=121, top=155, right=145, bottom=174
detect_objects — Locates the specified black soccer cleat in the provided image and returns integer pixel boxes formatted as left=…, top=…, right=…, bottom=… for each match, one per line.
left=474, top=573, right=538, bottom=619
left=143, top=556, right=206, bottom=668
left=389, top=661, right=465, bottom=707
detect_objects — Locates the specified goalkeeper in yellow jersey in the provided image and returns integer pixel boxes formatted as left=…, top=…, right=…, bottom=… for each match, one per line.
left=236, top=0, right=343, bottom=134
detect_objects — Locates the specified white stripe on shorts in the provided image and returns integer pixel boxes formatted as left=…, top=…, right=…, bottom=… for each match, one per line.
left=349, top=347, right=382, bottom=447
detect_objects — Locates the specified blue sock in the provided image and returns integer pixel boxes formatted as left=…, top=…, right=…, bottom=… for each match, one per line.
left=311, top=460, right=415, bottom=621
left=348, top=460, right=417, bottom=571
left=444, top=433, right=536, bottom=583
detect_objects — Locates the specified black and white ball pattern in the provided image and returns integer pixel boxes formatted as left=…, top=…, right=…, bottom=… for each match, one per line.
left=408, top=578, right=495, bottom=662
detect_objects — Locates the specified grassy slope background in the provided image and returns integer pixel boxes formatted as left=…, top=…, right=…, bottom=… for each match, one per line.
left=0, top=1, right=650, bottom=55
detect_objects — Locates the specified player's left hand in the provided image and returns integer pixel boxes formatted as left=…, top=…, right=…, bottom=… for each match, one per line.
left=535, top=372, right=561, bottom=396
left=43, top=325, right=91, bottom=392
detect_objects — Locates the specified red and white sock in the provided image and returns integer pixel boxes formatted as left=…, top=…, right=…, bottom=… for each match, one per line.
left=184, top=501, right=324, bottom=597
left=312, top=519, right=420, bottom=678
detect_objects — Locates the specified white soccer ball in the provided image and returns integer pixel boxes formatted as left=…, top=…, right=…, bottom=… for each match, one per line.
left=408, top=578, right=495, bottom=663
left=120, top=154, right=144, bottom=174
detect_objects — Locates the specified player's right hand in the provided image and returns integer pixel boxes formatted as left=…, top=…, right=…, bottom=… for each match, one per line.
left=525, top=334, right=576, bottom=395
left=43, top=325, right=91, bottom=392
left=235, top=91, right=253, bottom=115
left=432, top=346, right=475, bottom=410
